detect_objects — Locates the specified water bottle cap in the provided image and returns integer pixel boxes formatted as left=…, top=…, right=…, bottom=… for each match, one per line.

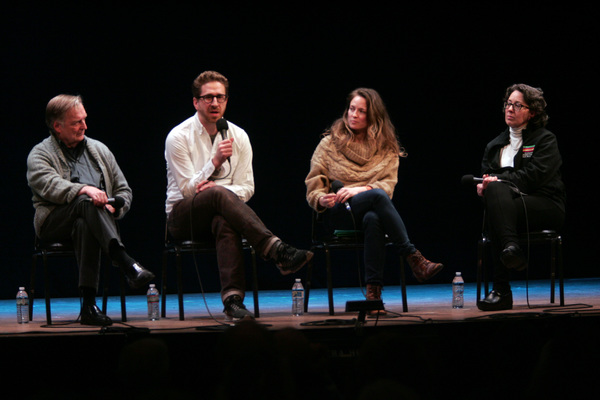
left=295, top=278, right=301, bottom=282
left=456, top=272, right=462, bottom=276
left=18, top=287, right=25, bottom=290
left=149, top=284, right=155, bottom=287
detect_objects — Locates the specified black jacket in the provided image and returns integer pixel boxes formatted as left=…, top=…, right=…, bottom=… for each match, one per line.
left=481, top=126, right=566, bottom=213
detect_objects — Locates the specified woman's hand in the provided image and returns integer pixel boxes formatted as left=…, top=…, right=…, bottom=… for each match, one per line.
left=319, top=193, right=337, bottom=208
left=334, top=186, right=369, bottom=204
left=476, top=175, right=498, bottom=197
left=320, top=185, right=371, bottom=208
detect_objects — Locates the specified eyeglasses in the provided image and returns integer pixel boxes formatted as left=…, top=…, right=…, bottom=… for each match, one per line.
left=197, top=94, right=228, bottom=104
left=504, top=101, right=529, bottom=112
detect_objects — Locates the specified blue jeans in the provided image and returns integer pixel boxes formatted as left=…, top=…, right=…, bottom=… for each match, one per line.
left=324, top=189, right=416, bottom=286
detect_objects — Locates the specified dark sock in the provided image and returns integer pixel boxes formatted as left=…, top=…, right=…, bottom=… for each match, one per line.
left=108, top=240, right=135, bottom=269
left=493, top=284, right=511, bottom=294
left=80, top=286, right=97, bottom=307
left=268, top=240, right=282, bottom=259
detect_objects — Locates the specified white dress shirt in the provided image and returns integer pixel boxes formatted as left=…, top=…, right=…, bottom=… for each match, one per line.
left=164, top=114, right=254, bottom=215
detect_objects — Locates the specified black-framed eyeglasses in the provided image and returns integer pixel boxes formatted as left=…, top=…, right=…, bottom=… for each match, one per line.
left=504, top=101, right=529, bottom=112
left=197, top=94, right=228, bottom=104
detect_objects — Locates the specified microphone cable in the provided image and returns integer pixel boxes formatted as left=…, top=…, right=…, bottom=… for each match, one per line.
left=481, top=179, right=536, bottom=308
left=347, top=202, right=366, bottom=300
left=329, top=181, right=367, bottom=299
left=211, top=148, right=233, bottom=182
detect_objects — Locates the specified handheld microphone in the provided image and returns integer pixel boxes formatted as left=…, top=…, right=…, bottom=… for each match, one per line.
left=216, top=118, right=229, bottom=140
left=331, top=180, right=351, bottom=211
left=216, top=118, right=231, bottom=165
left=84, top=196, right=125, bottom=209
left=461, top=174, right=505, bottom=185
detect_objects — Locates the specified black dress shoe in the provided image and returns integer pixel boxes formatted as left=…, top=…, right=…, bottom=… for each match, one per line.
left=124, top=262, right=155, bottom=289
left=500, top=245, right=528, bottom=271
left=80, top=304, right=113, bottom=326
left=477, top=289, right=513, bottom=311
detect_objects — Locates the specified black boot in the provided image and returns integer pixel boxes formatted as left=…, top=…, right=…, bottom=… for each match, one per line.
left=80, top=287, right=112, bottom=326
left=109, top=241, right=155, bottom=289
left=477, top=289, right=513, bottom=311
left=501, top=245, right=528, bottom=271
left=81, top=304, right=113, bottom=326
left=123, top=262, right=155, bottom=289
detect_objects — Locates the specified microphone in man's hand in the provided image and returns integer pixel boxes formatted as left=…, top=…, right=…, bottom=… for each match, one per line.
left=84, top=196, right=125, bottom=209
left=331, top=180, right=351, bottom=211
left=216, top=118, right=231, bottom=164
left=217, top=118, right=229, bottom=140
left=461, top=174, right=506, bottom=185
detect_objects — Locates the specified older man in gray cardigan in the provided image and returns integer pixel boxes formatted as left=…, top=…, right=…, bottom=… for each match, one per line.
left=27, top=94, right=154, bottom=326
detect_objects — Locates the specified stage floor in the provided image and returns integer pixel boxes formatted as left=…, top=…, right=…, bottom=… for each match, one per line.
left=1, top=279, right=599, bottom=400
left=1, top=278, right=599, bottom=334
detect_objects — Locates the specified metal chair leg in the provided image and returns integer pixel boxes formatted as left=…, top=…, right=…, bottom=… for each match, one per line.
left=325, top=247, right=334, bottom=316
left=250, top=247, right=260, bottom=318
left=176, top=250, right=185, bottom=321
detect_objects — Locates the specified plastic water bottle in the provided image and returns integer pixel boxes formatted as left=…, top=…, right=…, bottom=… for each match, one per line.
left=292, top=278, right=304, bottom=316
left=16, top=287, right=29, bottom=324
left=147, top=284, right=160, bottom=321
left=452, top=272, right=464, bottom=309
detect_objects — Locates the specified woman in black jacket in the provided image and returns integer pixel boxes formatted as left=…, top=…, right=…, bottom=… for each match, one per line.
left=476, top=84, right=566, bottom=311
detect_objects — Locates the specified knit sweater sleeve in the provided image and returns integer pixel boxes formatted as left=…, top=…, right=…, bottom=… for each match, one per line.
left=305, top=138, right=331, bottom=212
left=26, top=138, right=86, bottom=205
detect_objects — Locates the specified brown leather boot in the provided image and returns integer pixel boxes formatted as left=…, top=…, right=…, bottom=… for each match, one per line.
left=407, top=250, right=443, bottom=282
left=366, top=284, right=387, bottom=316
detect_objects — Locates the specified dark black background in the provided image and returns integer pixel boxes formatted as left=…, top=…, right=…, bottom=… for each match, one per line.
left=1, top=3, right=597, bottom=299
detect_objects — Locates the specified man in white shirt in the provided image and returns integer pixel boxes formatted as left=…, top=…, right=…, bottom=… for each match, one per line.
left=165, top=71, right=312, bottom=320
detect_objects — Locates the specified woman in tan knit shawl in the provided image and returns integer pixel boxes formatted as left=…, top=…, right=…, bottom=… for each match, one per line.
left=305, top=88, right=443, bottom=315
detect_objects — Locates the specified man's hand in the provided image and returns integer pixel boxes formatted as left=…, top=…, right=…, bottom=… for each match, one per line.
left=212, top=138, right=234, bottom=170
left=196, top=180, right=216, bottom=193
left=79, top=185, right=108, bottom=207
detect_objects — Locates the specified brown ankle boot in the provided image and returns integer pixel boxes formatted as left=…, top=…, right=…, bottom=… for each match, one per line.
left=407, top=250, right=443, bottom=282
left=366, top=284, right=387, bottom=316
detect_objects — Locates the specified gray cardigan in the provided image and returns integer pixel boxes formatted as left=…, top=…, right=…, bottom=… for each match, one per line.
left=26, top=134, right=133, bottom=236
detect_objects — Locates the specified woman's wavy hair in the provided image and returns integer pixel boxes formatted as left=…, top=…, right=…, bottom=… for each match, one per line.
left=504, top=83, right=549, bottom=129
left=326, top=88, right=406, bottom=157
